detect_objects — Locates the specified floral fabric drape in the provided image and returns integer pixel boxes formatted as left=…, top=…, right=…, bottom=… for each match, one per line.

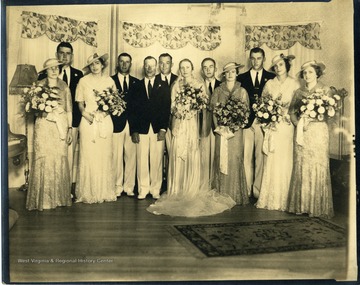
left=21, top=11, right=98, bottom=47
left=245, top=23, right=321, bottom=51
left=122, top=22, right=221, bottom=51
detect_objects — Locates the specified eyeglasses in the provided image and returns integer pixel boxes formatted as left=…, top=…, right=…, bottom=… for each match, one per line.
left=48, top=66, right=60, bottom=71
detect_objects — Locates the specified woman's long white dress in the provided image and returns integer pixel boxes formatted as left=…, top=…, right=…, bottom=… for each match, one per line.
left=147, top=78, right=235, bottom=217
left=256, top=76, right=299, bottom=211
left=75, top=74, right=117, bottom=203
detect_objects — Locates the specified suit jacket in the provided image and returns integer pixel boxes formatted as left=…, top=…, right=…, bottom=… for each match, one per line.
left=237, top=69, right=276, bottom=128
left=154, top=73, right=178, bottom=129
left=201, top=78, right=221, bottom=136
left=110, top=74, right=140, bottom=133
left=38, top=66, right=83, bottom=127
left=128, top=78, right=170, bottom=135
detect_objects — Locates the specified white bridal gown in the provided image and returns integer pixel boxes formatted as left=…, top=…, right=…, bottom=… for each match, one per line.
left=147, top=78, right=236, bottom=217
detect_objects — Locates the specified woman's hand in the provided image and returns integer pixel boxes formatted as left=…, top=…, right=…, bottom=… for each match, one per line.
left=82, top=111, right=94, bottom=124
left=66, top=128, right=73, bottom=145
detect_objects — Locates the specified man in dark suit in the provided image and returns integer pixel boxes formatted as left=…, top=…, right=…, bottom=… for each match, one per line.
left=200, top=57, right=221, bottom=188
left=111, top=53, right=139, bottom=197
left=154, top=53, right=178, bottom=151
left=237, top=47, right=276, bottom=199
left=38, top=42, right=83, bottom=197
left=129, top=56, right=168, bottom=200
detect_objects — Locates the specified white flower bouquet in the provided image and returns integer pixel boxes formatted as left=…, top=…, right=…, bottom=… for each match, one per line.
left=22, top=83, right=61, bottom=114
left=295, top=87, right=347, bottom=121
left=252, top=93, right=288, bottom=129
left=213, top=96, right=250, bottom=132
left=172, top=84, right=208, bottom=119
left=94, top=87, right=126, bottom=116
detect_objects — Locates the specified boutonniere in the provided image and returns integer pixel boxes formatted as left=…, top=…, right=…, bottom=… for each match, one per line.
left=75, top=74, right=78, bottom=77
left=264, top=78, right=268, bottom=82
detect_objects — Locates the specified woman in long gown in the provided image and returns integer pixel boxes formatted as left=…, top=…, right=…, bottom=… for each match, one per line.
left=26, top=58, right=73, bottom=211
left=287, top=61, right=334, bottom=218
left=256, top=54, right=300, bottom=211
left=147, top=59, right=235, bottom=217
left=75, top=53, right=117, bottom=203
left=211, top=62, right=249, bottom=205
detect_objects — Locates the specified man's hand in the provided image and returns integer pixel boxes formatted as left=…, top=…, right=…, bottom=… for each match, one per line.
left=131, top=132, right=140, bottom=144
left=157, top=129, right=166, bottom=141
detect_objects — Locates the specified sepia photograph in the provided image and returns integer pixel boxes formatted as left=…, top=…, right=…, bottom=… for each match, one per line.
left=2, top=0, right=358, bottom=283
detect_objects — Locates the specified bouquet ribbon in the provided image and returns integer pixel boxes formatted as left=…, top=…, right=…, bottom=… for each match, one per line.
left=262, top=126, right=275, bottom=155
left=92, top=111, right=108, bottom=142
left=214, top=126, right=234, bottom=175
left=46, top=107, right=66, bottom=140
left=296, top=117, right=305, bottom=146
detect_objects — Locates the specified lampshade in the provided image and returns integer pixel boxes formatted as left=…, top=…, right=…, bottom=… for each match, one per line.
left=9, top=64, right=38, bottom=95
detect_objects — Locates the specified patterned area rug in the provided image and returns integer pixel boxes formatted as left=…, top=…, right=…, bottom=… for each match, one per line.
left=171, top=218, right=346, bottom=257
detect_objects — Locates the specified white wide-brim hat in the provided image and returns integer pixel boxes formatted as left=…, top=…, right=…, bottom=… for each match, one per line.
left=39, top=58, right=62, bottom=73
left=270, top=53, right=295, bottom=69
left=221, top=62, right=244, bottom=74
left=298, top=60, right=326, bottom=74
left=82, top=53, right=109, bottom=71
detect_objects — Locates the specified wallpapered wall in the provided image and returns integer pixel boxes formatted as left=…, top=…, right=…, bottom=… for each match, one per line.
left=6, top=0, right=354, bottom=187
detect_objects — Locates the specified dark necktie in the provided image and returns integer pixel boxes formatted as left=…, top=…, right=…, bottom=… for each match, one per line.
left=209, top=82, right=213, bottom=95
left=147, top=80, right=153, bottom=99
left=63, top=70, right=68, bottom=85
left=123, top=76, right=128, bottom=92
left=255, top=72, right=260, bottom=88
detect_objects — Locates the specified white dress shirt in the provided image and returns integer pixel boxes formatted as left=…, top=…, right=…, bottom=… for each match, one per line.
left=59, top=66, right=71, bottom=86
left=117, top=73, right=129, bottom=91
left=161, top=73, right=171, bottom=85
left=145, top=77, right=155, bottom=98
left=250, top=68, right=263, bottom=87
left=205, top=78, right=216, bottom=94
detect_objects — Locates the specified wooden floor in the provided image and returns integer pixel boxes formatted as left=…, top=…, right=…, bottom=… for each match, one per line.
left=6, top=188, right=351, bottom=283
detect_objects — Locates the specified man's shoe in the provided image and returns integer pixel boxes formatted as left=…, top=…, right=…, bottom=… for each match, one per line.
left=152, top=194, right=160, bottom=199
left=137, top=194, right=146, bottom=200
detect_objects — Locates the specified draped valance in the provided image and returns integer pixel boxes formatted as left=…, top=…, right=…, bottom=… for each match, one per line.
left=21, top=11, right=98, bottom=47
left=245, top=22, right=321, bottom=51
left=122, top=21, right=221, bottom=51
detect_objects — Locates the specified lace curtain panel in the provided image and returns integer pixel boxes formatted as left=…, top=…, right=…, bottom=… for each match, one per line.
left=245, top=22, right=321, bottom=51
left=21, top=11, right=98, bottom=47
left=122, top=21, right=221, bottom=51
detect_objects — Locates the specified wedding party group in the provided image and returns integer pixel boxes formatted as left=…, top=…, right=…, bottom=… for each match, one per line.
left=24, top=41, right=344, bottom=219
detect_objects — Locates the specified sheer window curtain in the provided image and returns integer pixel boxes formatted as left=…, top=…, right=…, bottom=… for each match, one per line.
left=8, top=17, right=95, bottom=186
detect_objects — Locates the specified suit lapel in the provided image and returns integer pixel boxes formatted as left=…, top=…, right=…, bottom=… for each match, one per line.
left=170, top=73, right=177, bottom=85
left=112, top=74, right=123, bottom=92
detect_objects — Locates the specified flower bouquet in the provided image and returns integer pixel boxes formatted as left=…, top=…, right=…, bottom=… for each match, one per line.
left=213, top=96, right=250, bottom=132
left=295, top=87, right=347, bottom=121
left=172, top=84, right=208, bottom=119
left=94, top=87, right=126, bottom=116
left=22, top=83, right=61, bottom=114
left=252, top=93, right=289, bottom=130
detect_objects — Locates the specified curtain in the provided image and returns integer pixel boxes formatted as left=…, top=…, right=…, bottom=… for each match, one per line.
left=245, top=23, right=322, bottom=51
left=8, top=11, right=96, bottom=187
left=122, top=21, right=221, bottom=51
left=21, top=11, right=98, bottom=47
